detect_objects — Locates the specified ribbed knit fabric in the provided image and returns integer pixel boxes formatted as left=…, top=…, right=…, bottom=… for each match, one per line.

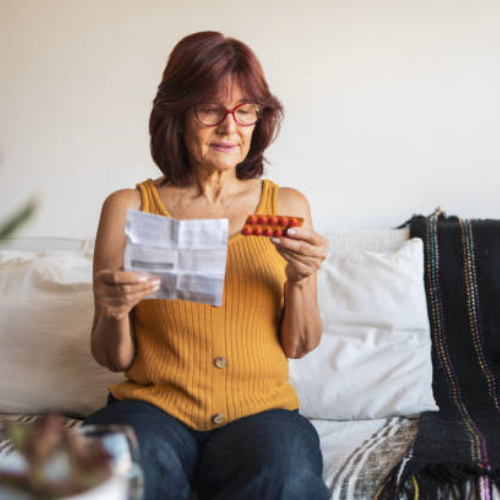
left=110, top=178, right=299, bottom=430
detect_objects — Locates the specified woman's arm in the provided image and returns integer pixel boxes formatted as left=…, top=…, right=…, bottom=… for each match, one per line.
left=91, top=189, right=160, bottom=372
left=273, top=188, right=328, bottom=359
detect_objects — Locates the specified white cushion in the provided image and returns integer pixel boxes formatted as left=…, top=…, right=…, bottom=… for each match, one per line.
left=289, top=229, right=439, bottom=420
left=0, top=243, right=123, bottom=417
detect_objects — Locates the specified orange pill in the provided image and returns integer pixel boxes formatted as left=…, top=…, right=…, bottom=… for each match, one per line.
left=278, top=216, right=289, bottom=227
left=263, top=227, right=273, bottom=236
left=268, top=215, right=279, bottom=226
left=258, top=215, right=268, bottom=225
left=289, top=217, right=299, bottom=227
left=253, top=226, right=263, bottom=236
left=242, top=225, right=253, bottom=235
left=247, top=215, right=258, bottom=224
left=273, top=228, right=283, bottom=237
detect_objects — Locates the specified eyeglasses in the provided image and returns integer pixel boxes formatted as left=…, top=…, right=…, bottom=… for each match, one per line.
left=194, top=102, right=263, bottom=127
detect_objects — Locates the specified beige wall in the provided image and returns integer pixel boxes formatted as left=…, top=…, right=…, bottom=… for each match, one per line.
left=1, top=0, right=499, bottom=238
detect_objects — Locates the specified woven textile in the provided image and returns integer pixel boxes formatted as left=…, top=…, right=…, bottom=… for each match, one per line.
left=377, top=211, right=500, bottom=499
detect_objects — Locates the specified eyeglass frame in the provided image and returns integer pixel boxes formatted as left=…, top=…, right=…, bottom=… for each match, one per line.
left=193, top=102, right=263, bottom=127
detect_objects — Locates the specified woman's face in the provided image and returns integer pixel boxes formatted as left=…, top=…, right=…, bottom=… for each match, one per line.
left=183, top=83, right=257, bottom=174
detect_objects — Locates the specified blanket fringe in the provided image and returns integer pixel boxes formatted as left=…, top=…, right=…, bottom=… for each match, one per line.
left=376, top=462, right=500, bottom=500
left=395, top=207, right=446, bottom=229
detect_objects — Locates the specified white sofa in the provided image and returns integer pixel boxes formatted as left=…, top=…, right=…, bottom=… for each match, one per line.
left=0, top=231, right=473, bottom=499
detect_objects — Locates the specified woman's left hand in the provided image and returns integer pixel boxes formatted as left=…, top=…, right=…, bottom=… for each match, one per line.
left=270, top=227, right=328, bottom=284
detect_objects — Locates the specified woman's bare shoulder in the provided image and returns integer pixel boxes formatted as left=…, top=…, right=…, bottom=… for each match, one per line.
left=94, top=188, right=142, bottom=271
left=277, top=186, right=313, bottom=229
left=103, top=188, right=142, bottom=212
left=277, top=187, right=310, bottom=215
left=97, top=188, right=142, bottom=238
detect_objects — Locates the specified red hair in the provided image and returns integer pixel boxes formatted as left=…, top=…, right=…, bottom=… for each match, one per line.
left=149, top=31, right=284, bottom=185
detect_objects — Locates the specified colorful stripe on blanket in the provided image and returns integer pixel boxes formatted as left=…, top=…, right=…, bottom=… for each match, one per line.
left=377, top=210, right=500, bottom=500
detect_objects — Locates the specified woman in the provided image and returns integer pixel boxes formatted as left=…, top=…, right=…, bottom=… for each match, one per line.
left=85, top=31, right=329, bottom=500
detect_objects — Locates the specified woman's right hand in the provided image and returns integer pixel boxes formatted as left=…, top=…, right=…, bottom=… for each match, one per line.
left=93, top=270, right=160, bottom=321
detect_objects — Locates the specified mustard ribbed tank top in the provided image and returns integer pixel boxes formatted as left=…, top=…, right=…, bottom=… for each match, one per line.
left=110, top=178, right=299, bottom=430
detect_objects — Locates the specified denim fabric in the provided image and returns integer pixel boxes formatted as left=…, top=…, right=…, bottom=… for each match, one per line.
left=84, top=394, right=329, bottom=500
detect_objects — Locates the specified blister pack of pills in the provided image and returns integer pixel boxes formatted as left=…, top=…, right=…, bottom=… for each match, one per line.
left=241, top=214, right=304, bottom=237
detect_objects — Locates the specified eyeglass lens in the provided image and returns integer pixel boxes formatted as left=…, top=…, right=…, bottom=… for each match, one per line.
left=195, top=103, right=261, bottom=126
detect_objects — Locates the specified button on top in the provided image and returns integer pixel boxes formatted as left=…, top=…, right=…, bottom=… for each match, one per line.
left=212, top=413, right=225, bottom=425
left=214, top=356, right=227, bottom=369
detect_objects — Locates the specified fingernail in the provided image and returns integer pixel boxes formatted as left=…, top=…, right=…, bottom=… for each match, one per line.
left=270, top=237, right=280, bottom=244
left=287, top=229, right=296, bottom=235
left=138, top=275, right=148, bottom=282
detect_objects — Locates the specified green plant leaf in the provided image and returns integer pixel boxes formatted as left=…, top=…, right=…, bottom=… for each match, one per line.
left=0, top=198, right=38, bottom=240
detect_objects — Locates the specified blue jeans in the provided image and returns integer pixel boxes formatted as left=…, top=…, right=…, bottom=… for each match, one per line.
left=84, top=394, right=329, bottom=500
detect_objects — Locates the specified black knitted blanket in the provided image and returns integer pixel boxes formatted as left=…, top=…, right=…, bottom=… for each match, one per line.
left=377, top=210, right=500, bottom=500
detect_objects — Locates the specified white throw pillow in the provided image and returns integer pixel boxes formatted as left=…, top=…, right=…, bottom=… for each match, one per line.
left=0, top=248, right=123, bottom=417
left=289, top=231, right=439, bottom=420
